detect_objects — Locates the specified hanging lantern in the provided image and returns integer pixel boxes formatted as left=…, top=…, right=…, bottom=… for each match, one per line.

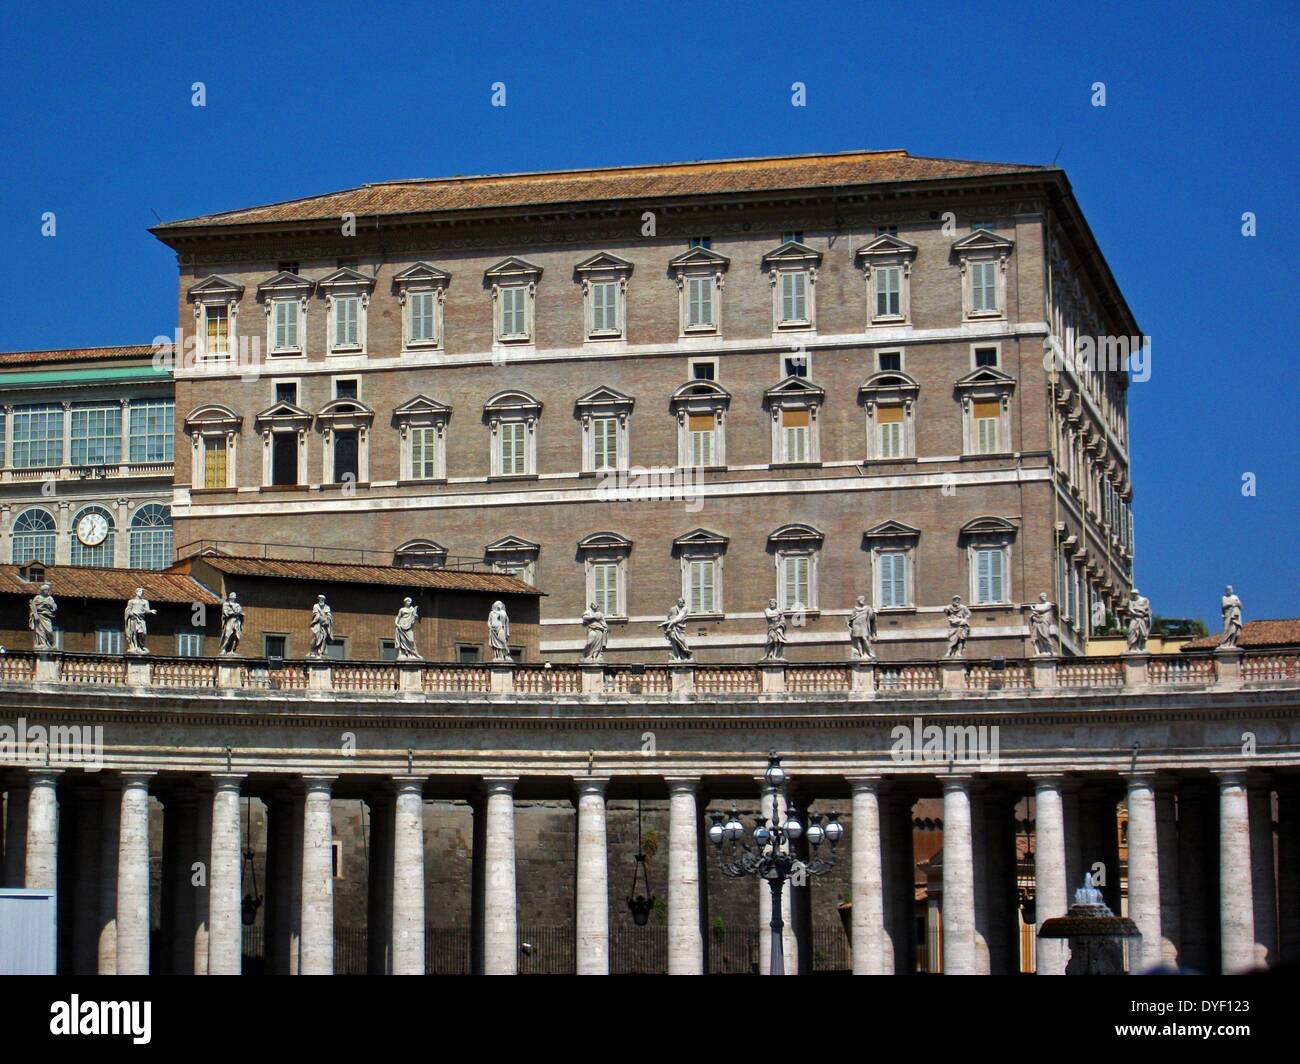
left=625, top=790, right=656, bottom=926
left=240, top=795, right=264, bottom=926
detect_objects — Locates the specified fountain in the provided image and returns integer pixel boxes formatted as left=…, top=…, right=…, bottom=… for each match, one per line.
left=1037, top=875, right=1141, bottom=974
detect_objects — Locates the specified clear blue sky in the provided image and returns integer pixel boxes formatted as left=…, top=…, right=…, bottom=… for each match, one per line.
left=0, top=1, right=1295, bottom=623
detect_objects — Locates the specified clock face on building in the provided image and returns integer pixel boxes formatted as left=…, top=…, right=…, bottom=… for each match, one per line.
left=76, top=512, right=109, bottom=547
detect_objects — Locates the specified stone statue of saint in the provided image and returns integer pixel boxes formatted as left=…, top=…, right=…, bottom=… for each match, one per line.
left=220, top=592, right=244, bottom=656
left=29, top=583, right=57, bottom=651
left=1023, top=593, right=1058, bottom=656
left=308, top=595, right=334, bottom=658
left=581, top=602, right=608, bottom=662
left=944, top=596, right=972, bottom=658
left=1091, top=596, right=1107, bottom=632
left=124, top=588, right=157, bottom=655
left=487, top=601, right=512, bottom=663
left=763, top=599, right=788, bottom=660
left=659, top=597, right=692, bottom=662
left=847, top=595, right=876, bottom=659
left=395, top=598, right=421, bottom=661
left=1125, top=589, right=1152, bottom=653
left=1219, top=586, right=1243, bottom=649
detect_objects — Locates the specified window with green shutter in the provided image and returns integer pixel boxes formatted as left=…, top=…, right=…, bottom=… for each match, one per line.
left=780, top=271, right=808, bottom=322
left=975, top=548, right=1006, bottom=604
left=409, top=291, right=436, bottom=343
left=780, top=554, right=810, bottom=610
left=687, top=559, right=716, bottom=614
left=687, top=277, right=713, bottom=327
left=878, top=552, right=907, bottom=607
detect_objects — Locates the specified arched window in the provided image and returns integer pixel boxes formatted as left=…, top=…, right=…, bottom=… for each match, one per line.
left=69, top=506, right=116, bottom=568
left=129, top=504, right=172, bottom=570
left=12, top=508, right=57, bottom=565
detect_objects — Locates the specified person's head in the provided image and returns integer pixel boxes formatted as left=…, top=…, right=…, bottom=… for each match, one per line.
left=951, top=596, right=961, bottom=605
left=228, top=591, right=237, bottom=601
left=1039, top=592, right=1048, bottom=603
left=856, top=594, right=866, bottom=606
left=768, top=598, right=778, bottom=608
left=1130, top=588, right=1140, bottom=599
left=403, top=597, right=412, bottom=606
left=40, top=582, right=50, bottom=593
left=676, top=597, right=685, bottom=607
left=135, top=587, right=144, bottom=597
left=1225, top=584, right=1233, bottom=594
left=317, top=595, right=326, bottom=603
left=492, top=600, right=504, bottom=611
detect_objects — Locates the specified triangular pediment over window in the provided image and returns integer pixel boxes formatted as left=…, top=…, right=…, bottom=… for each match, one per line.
left=959, top=515, right=1018, bottom=537
left=854, top=234, right=918, bottom=261
left=392, top=262, right=451, bottom=288
left=951, top=230, right=1015, bottom=255
left=485, top=535, right=540, bottom=555
left=667, top=246, right=730, bottom=272
left=954, top=367, right=1016, bottom=392
left=864, top=520, right=922, bottom=541
left=256, top=271, right=314, bottom=299
left=484, top=256, right=543, bottom=283
left=574, top=386, right=634, bottom=411
left=316, top=267, right=376, bottom=292
left=761, top=240, right=822, bottom=268
left=574, top=252, right=634, bottom=276
left=254, top=401, right=312, bottom=430
left=394, top=394, right=451, bottom=419
left=764, top=376, right=825, bottom=407
left=186, top=274, right=245, bottom=302
left=673, top=527, right=728, bottom=550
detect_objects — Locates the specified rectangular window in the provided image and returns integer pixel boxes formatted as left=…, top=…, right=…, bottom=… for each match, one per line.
left=780, top=554, right=810, bottom=611
left=690, top=359, right=716, bottom=381
left=876, top=404, right=904, bottom=458
left=333, top=296, right=360, bottom=348
left=686, top=277, right=713, bottom=327
left=975, top=548, right=1006, bottom=604
left=590, top=281, right=618, bottom=333
left=782, top=232, right=804, bottom=245
left=974, top=347, right=999, bottom=368
left=971, top=262, right=998, bottom=313
left=409, top=290, right=436, bottom=343
left=780, top=271, right=808, bottom=323
left=205, top=305, right=229, bottom=356
left=499, top=421, right=526, bottom=475
left=274, top=381, right=298, bottom=405
left=781, top=408, right=809, bottom=462
left=877, top=351, right=902, bottom=372
left=974, top=400, right=1001, bottom=454
left=591, top=561, right=619, bottom=616
left=12, top=404, right=64, bottom=468
left=499, top=287, right=527, bottom=338
left=97, top=629, right=123, bottom=655
left=177, top=632, right=203, bottom=657
left=591, top=416, right=618, bottom=471
left=875, top=266, right=901, bottom=317
left=264, top=634, right=287, bottom=659
left=686, top=558, right=716, bottom=614
left=335, top=379, right=358, bottom=401
left=325, top=638, right=346, bottom=661
left=273, top=300, right=300, bottom=350
left=457, top=644, right=481, bottom=663
left=333, top=430, right=359, bottom=483
left=203, top=437, right=227, bottom=488
left=271, top=433, right=298, bottom=485
left=689, top=236, right=711, bottom=249
left=410, top=427, right=439, bottom=480
left=70, top=404, right=122, bottom=466
left=129, top=400, right=175, bottom=463
left=688, top=413, right=715, bottom=466
left=876, top=225, right=898, bottom=237
left=379, top=639, right=397, bottom=662
left=784, top=355, right=808, bottom=378
left=878, top=552, right=908, bottom=608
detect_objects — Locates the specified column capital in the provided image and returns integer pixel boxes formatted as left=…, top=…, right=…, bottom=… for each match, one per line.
left=664, top=776, right=702, bottom=796
left=210, top=773, right=246, bottom=792
left=1029, top=772, right=1069, bottom=790
left=26, top=768, right=65, bottom=785
left=573, top=777, right=609, bottom=798
left=391, top=776, right=428, bottom=796
left=1213, top=769, right=1250, bottom=788
left=300, top=775, right=336, bottom=795
left=940, top=773, right=976, bottom=792
left=846, top=775, right=885, bottom=794
left=119, top=771, right=156, bottom=788
left=1122, top=771, right=1160, bottom=789
left=479, top=776, right=518, bottom=798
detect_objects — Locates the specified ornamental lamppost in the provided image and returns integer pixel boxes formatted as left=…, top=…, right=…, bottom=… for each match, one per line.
left=708, top=752, right=843, bottom=975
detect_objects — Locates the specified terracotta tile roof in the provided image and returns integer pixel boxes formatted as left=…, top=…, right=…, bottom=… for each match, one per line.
left=153, top=150, right=1046, bottom=231
left=1183, top=619, right=1300, bottom=651
left=0, top=344, right=162, bottom=368
left=0, top=564, right=220, bottom=605
left=186, top=554, right=541, bottom=595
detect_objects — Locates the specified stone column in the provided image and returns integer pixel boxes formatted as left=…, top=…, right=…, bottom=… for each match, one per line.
left=1032, top=776, right=1069, bottom=975
left=3, top=777, right=28, bottom=887
left=574, top=778, right=610, bottom=975
left=1154, top=778, right=1181, bottom=968
left=757, top=783, right=797, bottom=974
left=97, top=778, right=121, bottom=975
left=1278, top=784, right=1300, bottom=965
left=71, top=787, right=102, bottom=975
left=208, top=774, right=244, bottom=975
left=481, top=778, right=518, bottom=975
left=1125, top=774, right=1162, bottom=971
left=1247, top=782, right=1277, bottom=969
left=1176, top=781, right=1216, bottom=973
left=299, top=776, right=336, bottom=976
left=168, top=786, right=199, bottom=976
left=24, top=769, right=62, bottom=891
left=391, top=777, right=427, bottom=976
left=882, top=791, right=915, bottom=974
left=367, top=792, right=393, bottom=975
left=116, top=772, right=155, bottom=975
left=666, top=779, right=704, bottom=975
left=940, top=776, right=976, bottom=975
left=1217, top=772, right=1255, bottom=973
left=849, top=778, right=885, bottom=975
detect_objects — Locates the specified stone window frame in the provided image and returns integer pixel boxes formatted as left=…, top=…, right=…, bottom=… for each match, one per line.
left=183, top=403, right=241, bottom=490
left=673, top=527, right=728, bottom=618
left=761, top=240, right=822, bottom=333
left=863, top=520, right=921, bottom=612
left=574, top=386, right=633, bottom=475
left=669, top=380, right=730, bottom=469
left=574, top=252, right=633, bottom=343
left=484, top=535, right=540, bottom=587
left=960, top=515, right=1017, bottom=607
left=393, top=394, right=451, bottom=483
left=316, top=267, right=375, bottom=356
left=257, top=271, right=314, bottom=358
left=764, top=376, right=824, bottom=467
left=577, top=530, right=632, bottom=620
left=484, top=390, right=542, bottom=479
left=768, top=523, right=824, bottom=614
left=951, top=229, right=1015, bottom=322
left=954, top=367, right=1016, bottom=456
left=855, top=234, right=918, bottom=327
left=668, top=246, right=729, bottom=337
left=316, top=398, right=373, bottom=486
left=485, top=257, right=543, bottom=347
left=394, top=538, right=448, bottom=568
left=185, top=275, right=245, bottom=361
left=392, top=262, right=450, bottom=353
left=970, top=340, right=1002, bottom=371
left=859, top=370, right=920, bottom=461
left=254, top=401, right=312, bottom=487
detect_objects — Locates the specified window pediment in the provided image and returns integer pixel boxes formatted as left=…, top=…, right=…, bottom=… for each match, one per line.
left=673, top=527, right=728, bottom=552
left=394, top=539, right=447, bottom=567
left=764, top=376, right=825, bottom=409
left=394, top=394, right=451, bottom=423
left=316, top=399, right=374, bottom=429
left=859, top=371, right=920, bottom=402
left=484, top=390, right=542, bottom=418
left=254, top=401, right=312, bottom=431
left=574, top=252, right=633, bottom=278
left=951, top=230, right=1015, bottom=257
left=256, top=271, right=315, bottom=300
left=316, top=267, right=376, bottom=295
left=670, top=379, right=731, bottom=412
left=484, top=256, right=543, bottom=284
left=959, top=515, right=1018, bottom=538
left=668, top=246, right=730, bottom=273
left=761, top=240, right=822, bottom=269
left=768, top=523, right=824, bottom=548
left=954, top=367, right=1016, bottom=393
left=574, top=386, right=634, bottom=413
left=577, top=531, right=632, bottom=553
left=864, top=520, right=921, bottom=542
left=485, top=535, right=540, bottom=559
left=187, top=275, right=245, bottom=303
left=184, top=403, right=241, bottom=433
left=392, top=262, right=450, bottom=290
left=854, top=234, right=918, bottom=263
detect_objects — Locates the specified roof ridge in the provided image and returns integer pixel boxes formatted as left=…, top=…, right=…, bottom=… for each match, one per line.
left=0, top=343, right=156, bottom=358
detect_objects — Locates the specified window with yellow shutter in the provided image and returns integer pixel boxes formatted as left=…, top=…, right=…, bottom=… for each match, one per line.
left=203, top=437, right=227, bottom=488
left=973, top=400, right=1001, bottom=454
left=780, top=408, right=810, bottom=462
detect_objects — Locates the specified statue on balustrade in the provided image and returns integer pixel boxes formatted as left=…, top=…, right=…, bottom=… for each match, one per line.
left=395, top=598, right=421, bottom=661
left=488, top=600, right=513, bottom=662
left=944, top=596, right=972, bottom=658
left=848, top=595, right=876, bottom=659
left=308, top=595, right=334, bottom=658
left=29, top=583, right=57, bottom=651
left=659, top=597, right=692, bottom=662
left=1125, top=588, right=1152, bottom=653
left=763, top=598, right=788, bottom=660
left=1023, top=593, right=1059, bottom=656
left=1219, top=586, right=1243, bottom=649
left=124, top=589, right=157, bottom=655
left=220, top=592, right=244, bottom=656
left=581, top=602, right=608, bottom=662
